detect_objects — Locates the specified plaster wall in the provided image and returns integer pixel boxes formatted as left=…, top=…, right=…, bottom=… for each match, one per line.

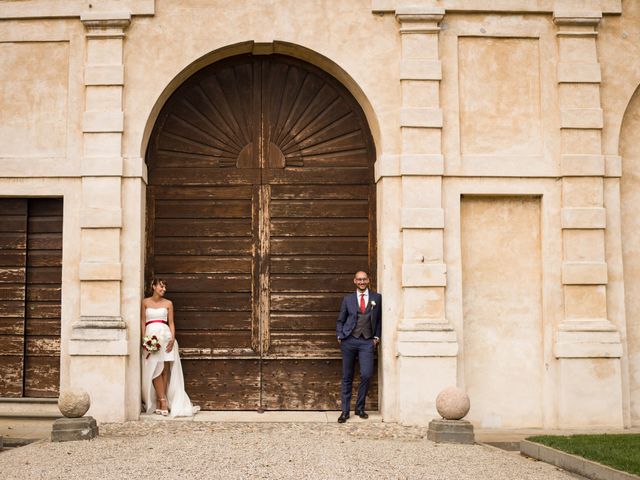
left=0, top=0, right=636, bottom=429
left=460, top=196, right=544, bottom=429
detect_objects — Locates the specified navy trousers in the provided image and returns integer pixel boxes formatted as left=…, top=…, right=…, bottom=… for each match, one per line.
left=340, top=336, right=375, bottom=414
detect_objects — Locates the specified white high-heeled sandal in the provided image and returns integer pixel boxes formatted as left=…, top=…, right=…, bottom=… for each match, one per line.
left=158, top=397, right=169, bottom=416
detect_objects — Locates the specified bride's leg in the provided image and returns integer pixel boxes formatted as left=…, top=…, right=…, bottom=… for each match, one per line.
left=160, top=362, right=170, bottom=412
left=161, top=361, right=170, bottom=390
left=152, top=371, right=166, bottom=411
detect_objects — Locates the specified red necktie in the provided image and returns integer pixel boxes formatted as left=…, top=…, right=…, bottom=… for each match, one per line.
left=360, top=294, right=366, bottom=313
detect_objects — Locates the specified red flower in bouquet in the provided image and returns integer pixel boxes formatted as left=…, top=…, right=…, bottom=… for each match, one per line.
left=142, top=335, right=161, bottom=359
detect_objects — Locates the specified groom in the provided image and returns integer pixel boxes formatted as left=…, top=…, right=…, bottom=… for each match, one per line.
left=336, top=270, right=382, bottom=423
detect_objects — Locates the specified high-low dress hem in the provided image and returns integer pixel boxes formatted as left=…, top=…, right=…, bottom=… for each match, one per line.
left=141, top=307, right=200, bottom=418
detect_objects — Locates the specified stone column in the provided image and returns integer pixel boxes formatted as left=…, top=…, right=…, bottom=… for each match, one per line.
left=395, top=7, right=458, bottom=425
left=553, top=8, right=623, bottom=428
left=68, top=11, right=131, bottom=422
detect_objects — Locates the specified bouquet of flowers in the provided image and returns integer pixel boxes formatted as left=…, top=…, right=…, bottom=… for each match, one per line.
left=142, top=335, right=161, bottom=359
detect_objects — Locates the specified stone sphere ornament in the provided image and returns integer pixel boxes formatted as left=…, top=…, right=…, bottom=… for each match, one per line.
left=58, top=389, right=91, bottom=418
left=436, top=386, right=470, bottom=420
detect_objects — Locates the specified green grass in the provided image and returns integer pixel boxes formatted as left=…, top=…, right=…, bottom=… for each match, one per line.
left=527, top=434, right=640, bottom=476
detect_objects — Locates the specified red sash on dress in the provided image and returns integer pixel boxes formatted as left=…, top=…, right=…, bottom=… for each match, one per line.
left=145, top=319, right=167, bottom=325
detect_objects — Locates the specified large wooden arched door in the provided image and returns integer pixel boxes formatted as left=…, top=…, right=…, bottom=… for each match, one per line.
left=146, top=54, right=376, bottom=410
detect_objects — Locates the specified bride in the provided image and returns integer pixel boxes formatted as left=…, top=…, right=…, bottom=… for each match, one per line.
left=141, top=278, right=199, bottom=417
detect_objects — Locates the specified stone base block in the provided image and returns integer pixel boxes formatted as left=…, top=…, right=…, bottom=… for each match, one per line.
left=427, top=419, right=475, bottom=444
left=51, top=416, right=98, bottom=442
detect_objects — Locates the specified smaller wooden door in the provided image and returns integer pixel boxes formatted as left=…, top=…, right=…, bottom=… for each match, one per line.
left=0, top=198, right=62, bottom=398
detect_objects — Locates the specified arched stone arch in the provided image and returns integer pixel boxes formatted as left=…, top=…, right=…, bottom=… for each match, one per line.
left=140, top=41, right=382, bottom=161
left=142, top=50, right=379, bottom=410
left=619, top=83, right=640, bottom=425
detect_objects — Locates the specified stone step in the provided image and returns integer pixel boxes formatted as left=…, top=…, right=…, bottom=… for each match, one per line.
left=0, top=399, right=62, bottom=441
left=0, top=398, right=61, bottom=419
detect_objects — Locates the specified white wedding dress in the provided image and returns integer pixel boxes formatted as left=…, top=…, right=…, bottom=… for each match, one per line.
left=141, top=307, right=200, bottom=417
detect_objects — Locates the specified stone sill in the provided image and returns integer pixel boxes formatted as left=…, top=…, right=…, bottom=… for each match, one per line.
left=0, top=398, right=61, bottom=418
left=521, top=439, right=640, bottom=480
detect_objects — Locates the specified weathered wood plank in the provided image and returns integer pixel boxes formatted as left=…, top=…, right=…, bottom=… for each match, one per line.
left=150, top=167, right=259, bottom=186
left=0, top=251, right=26, bottom=267
left=26, top=285, right=61, bottom=302
left=159, top=274, right=251, bottom=293
left=27, top=267, right=61, bottom=284
left=26, top=251, right=62, bottom=267
left=178, top=331, right=253, bottom=350
left=26, top=303, right=60, bottom=319
left=270, top=219, right=369, bottom=237
left=181, top=359, right=260, bottom=410
left=154, top=238, right=252, bottom=256
left=270, top=238, right=367, bottom=256
left=269, top=312, right=337, bottom=331
left=27, top=233, right=62, bottom=250
left=0, top=356, right=23, bottom=397
left=25, top=319, right=61, bottom=336
left=270, top=274, right=355, bottom=292
left=28, top=198, right=63, bottom=216
left=0, top=232, right=27, bottom=250
left=0, top=199, right=28, bottom=215
left=155, top=219, right=252, bottom=237
left=27, top=216, right=63, bottom=234
left=0, top=217, right=28, bottom=233
left=0, top=317, right=25, bottom=335
left=262, top=358, right=378, bottom=410
left=270, top=200, right=368, bottom=218
left=23, top=355, right=60, bottom=398
left=270, top=256, right=368, bottom=274
left=155, top=200, right=251, bottom=219
left=271, top=184, right=369, bottom=200
left=170, top=292, right=251, bottom=311
left=152, top=186, right=253, bottom=200
left=293, top=151, right=370, bottom=168
left=0, top=268, right=25, bottom=283
left=175, top=311, right=252, bottom=330
left=0, top=301, right=25, bottom=318
left=0, top=285, right=26, bottom=300
left=270, top=293, right=345, bottom=312
left=25, top=336, right=60, bottom=355
left=0, top=335, right=24, bottom=355
left=264, top=167, right=370, bottom=185
left=154, top=256, right=252, bottom=274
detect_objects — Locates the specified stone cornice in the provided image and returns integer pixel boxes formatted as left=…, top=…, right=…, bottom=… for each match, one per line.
left=0, top=0, right=153, bottom=20
left=396, top=7, right=444, bottom=33
left=81, top=11, right=131, bottom=32
left=373, top=0, right=620, bottom=15
left=553, top=10, right=602, bottom=27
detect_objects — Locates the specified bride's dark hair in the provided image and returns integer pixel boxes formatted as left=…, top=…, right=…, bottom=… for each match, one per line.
left=149, top=277, right=166, bottom=295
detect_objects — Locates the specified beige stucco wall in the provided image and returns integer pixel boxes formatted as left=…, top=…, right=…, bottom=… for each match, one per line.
left=0, top=0, right=638, bottom=429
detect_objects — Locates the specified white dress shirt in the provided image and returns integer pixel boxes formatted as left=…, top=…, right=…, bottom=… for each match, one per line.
left=357, top=289, right=369, bottom=309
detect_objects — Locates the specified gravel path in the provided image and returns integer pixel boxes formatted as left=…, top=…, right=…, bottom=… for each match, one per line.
left=0, top=421, right=578, bottom=479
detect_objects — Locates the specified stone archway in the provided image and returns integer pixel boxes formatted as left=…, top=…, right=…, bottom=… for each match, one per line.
left=620, top=85, right=640, bottom=425
left=145, top=54, right=377, bottom=410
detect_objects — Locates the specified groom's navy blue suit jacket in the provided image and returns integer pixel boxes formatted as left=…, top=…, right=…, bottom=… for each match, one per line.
left=336, top=291, right=382, bottom=340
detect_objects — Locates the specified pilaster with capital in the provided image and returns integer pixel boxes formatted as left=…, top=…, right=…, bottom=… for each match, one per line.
left=553, top=8, right=623, bottom=428
left=68, top=11, right=131, bottom=421
left=394, top=6, right=458, bottom=425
